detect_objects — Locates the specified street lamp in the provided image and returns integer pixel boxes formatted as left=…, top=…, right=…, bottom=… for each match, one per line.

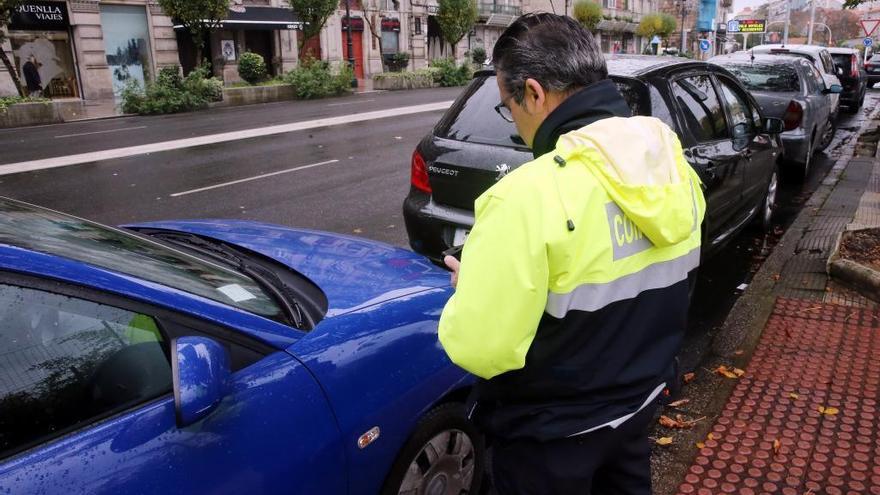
left=812, top=22, right=832, bottom=46
left=345, top=0, right=357, bottom=88
left=675, top=0, right=688, bottom=54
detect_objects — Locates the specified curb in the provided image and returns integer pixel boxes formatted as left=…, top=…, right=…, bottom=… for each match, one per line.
left=827, top=230, right=880, bottom=301
left=652, top=105, right=880, bottom=495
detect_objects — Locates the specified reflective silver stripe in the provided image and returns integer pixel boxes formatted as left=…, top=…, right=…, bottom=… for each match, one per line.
left=545, top=247, right=700, bottom=318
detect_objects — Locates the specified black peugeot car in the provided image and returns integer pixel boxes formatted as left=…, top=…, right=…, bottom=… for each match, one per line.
left=828, top=47, right=868, bottom=112
left=403, top=55, right=785, bottom=263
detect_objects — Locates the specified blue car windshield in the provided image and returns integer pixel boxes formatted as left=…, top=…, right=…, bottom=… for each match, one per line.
left=0, top=198, right=285, bottom=321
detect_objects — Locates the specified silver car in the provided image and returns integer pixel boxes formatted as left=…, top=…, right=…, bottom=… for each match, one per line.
left=711, top=53, right=842, bottom=179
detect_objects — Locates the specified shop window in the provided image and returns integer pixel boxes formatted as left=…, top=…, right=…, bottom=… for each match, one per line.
left=99, top=4, right=155, bottom=100
left=10, top=30, right=79, bottom=98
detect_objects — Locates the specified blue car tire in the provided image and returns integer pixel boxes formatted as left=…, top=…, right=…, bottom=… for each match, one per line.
left=381, top=403, right=485, bottom=495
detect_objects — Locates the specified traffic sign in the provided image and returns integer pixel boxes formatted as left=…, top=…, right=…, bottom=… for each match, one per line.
left=861, top=19, right=880, bottom=37
left=727, top=19, right=766, bottom=34
left=699, top=39, right=712, bottom=52
left=865, top=37, right=874, bottom=47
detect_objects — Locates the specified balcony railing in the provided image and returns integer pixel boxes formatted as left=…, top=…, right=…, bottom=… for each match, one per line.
left=478, top=3, right=523, bottom=17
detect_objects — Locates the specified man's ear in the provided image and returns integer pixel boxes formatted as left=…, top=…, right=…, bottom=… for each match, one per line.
left=523, top=78, right=546, bottom=114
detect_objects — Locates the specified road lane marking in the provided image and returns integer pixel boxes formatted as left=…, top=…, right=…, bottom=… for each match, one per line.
left=169, top=159, right=340, bottom=197
left=0, top=100, right=453, bottom=176
left=327, top=99, right=375, bottom=107
left=55, top=126, right=148, bottom=139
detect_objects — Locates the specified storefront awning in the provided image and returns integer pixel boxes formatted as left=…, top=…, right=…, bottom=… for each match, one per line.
left=174, top=7, right=304, bottom=31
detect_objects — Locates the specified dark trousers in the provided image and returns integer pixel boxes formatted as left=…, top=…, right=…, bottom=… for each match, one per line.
left=490, top=404, right=657, bottom=495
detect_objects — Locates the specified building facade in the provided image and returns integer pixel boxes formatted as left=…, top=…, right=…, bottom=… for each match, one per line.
left=0, top=0, right=180, bottom=100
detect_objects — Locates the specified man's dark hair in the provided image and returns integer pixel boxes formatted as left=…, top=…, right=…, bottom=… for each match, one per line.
left=492, top=13, right=608, bottom=104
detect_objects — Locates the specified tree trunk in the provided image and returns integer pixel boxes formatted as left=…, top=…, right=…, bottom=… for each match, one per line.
left=0, top=46, right=25, bottom=97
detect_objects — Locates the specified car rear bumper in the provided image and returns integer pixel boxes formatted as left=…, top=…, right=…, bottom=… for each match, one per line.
left=403, top=189, right=475, bottom=263
left=781, top=133, right=811, bottom=165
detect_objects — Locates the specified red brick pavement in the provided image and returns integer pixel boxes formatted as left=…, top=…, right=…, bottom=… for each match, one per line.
left=675, top=298, right=880, bottom=495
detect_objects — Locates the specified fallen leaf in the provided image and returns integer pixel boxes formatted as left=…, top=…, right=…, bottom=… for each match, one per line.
left=668, top=399, right=690, bottom=408
left=734, top=350, right=744, bottom=356
left=818, top=406, right=840, bottom=416
left=715, top=365, right=740, bottom=379
left=707, top=433, right=716, bottom=440
left=696, top=442, right=705, bottom=449
left=773, top=439, right=781, bottom=453
left=683, top=372, right=696, bottom=384
left=789, top=393, right=800, bottom=400
left=656, top=437, right=673, bottom=446
left=659, top=415, right=679, bottom=428
left=732, top=367, right=746, bottom=377
left=353, top=228, right=363, bottom=234
left=772, top=274, right=781, bottom=281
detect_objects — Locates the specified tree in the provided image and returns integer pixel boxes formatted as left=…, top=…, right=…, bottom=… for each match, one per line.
left=637, top=12, right=677, bottom=50
left=362, top=0, right=391, bottom=71
left=0, top=0, right=24, bottom=96
left=437, top=0, right=478, bottom=60
left=157, top=0, right=228, bottom=66
left=287, top=0, right=337, bottom=52
left=573, top=0, right=603, bottom=31
left=823, top=8, right=861, bottom=44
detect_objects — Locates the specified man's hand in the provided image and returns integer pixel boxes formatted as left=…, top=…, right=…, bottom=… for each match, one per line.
left=444, top=255, right=461, bottom=288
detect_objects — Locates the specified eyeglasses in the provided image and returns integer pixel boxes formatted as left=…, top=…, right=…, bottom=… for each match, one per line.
left=495, top=95, right=515, bottom=123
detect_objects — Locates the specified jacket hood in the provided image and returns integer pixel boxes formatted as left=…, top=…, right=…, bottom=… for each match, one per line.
left=556, top=116, right=701, bottom=247
left=531, top=79, right=632, bottom=159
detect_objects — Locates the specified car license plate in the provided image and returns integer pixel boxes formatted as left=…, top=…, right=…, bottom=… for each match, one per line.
left=453, top=228, right=470, bottom=246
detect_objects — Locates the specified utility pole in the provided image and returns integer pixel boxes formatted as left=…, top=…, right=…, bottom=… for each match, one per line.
left=783, top=0, right=790, bottom=46
left=679, top=0, right=687, bottom=54
left=807, top=0, right=816, bottom=45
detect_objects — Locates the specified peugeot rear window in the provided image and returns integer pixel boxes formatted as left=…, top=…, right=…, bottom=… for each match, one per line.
left=438, top=75, right=651, bottom=148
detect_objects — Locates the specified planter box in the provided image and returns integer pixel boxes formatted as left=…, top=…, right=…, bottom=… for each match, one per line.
left=372, top=73, right=438, bottom=91
left=0, top=100, right=85, bottom=129
left=214, top=85, right=296, bottom=108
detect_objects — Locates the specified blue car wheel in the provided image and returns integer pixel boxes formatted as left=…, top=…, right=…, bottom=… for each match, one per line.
left=381, top=403, right=485, bottom=495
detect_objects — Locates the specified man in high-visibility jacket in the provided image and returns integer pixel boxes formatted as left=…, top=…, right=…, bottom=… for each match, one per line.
left=438, top=13, right=706, bottom=495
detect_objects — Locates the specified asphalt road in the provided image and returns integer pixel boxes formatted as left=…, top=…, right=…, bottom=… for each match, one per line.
left=0, top=88, right=463, bottom=246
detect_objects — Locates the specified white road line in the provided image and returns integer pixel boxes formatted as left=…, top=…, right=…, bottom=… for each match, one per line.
left=170, top=159, right=340, bottom=197
left=327, top=99, right=376, bottom=107
left=0, top=100, right=453, bottom=176
left=55, top=126, right=148, bottom=139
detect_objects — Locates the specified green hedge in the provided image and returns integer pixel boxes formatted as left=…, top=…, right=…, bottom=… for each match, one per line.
left=121, top=65, right=223, bottom=115
left=238, top=52, right=268, bottom=84
left=283, top=60, right=354, bottom=99
left=0, top=96, right=49, bottom=113
left=429, top=58, right=473, bottom=87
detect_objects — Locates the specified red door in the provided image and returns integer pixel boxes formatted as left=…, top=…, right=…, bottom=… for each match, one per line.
left=340, top=31, right=365, bottom=79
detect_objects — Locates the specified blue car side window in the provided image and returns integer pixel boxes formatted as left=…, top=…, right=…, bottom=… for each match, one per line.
left=0, top=284, right=172, bottom=460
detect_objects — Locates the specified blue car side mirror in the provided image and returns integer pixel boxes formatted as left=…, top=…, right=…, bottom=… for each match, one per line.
left=824, top=84, right=843, bottom=94
left=172, top=336, right=232, bottom=427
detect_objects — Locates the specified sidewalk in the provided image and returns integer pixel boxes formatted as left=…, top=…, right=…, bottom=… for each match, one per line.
left=654, top=108, right=880, bottom=495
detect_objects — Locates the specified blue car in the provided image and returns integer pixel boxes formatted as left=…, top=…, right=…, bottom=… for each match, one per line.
left=0, top=197, right=482, bottom=494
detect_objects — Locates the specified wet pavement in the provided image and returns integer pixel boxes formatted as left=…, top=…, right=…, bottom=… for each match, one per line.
left=651, top=91, right=880, bottom=495
left=679, top=95, right=879, bottom=373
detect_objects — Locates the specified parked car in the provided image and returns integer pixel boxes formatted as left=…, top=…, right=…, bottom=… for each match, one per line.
left=403, top=56, right=784, bottom=263
left=748, top=45, right=842, bottom=121
left=0, top=197, right=482, bottom=495
left=711, top=53, right=842, bottom=179
left=827, top=47, right=868, bottom=112
left=867, top=54, right=880, bottom=86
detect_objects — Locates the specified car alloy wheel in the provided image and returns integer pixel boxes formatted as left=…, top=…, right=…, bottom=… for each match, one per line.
left=383, top=403, right=484, bottom=495
left=398, top=429, right=476, bottom=495
left=817, top=119, right=835, bottom=152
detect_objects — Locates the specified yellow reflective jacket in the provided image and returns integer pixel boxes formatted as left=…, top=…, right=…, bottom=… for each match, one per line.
left=438, top=115, right=706, bottom=439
